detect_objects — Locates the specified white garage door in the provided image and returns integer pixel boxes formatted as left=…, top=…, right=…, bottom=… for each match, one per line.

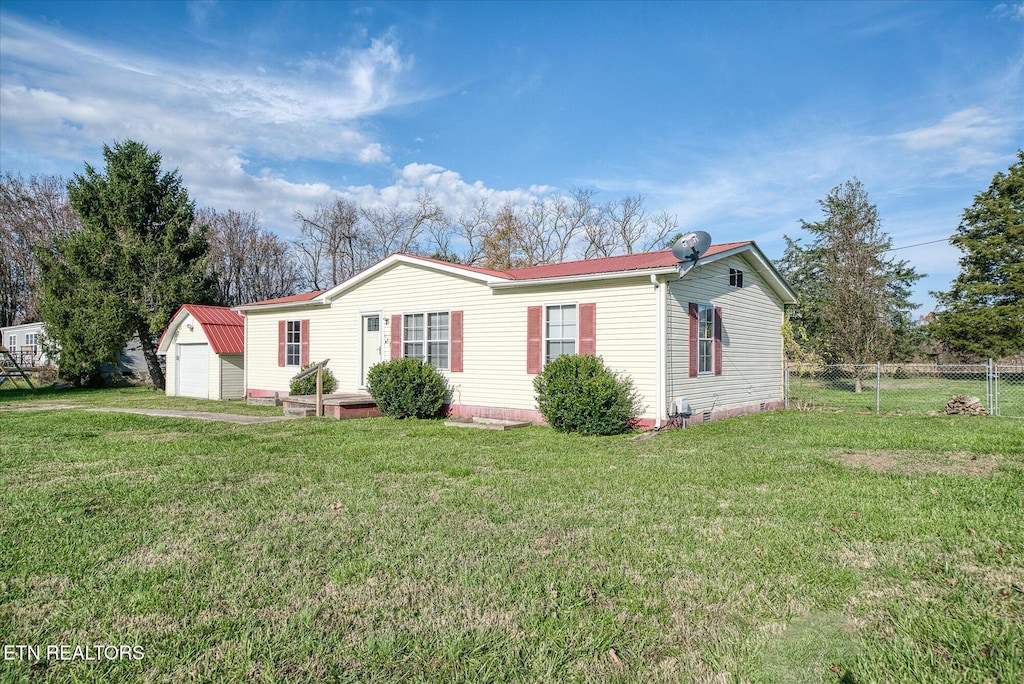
left=176, top=344, right=210, bottom=398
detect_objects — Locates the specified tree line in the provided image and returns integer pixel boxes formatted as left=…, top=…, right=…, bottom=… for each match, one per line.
left=1, top=139, right=1020, bottom=389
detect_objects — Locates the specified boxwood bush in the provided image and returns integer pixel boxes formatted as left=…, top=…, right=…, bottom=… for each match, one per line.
left=533, top=354, right=642, bottom=435
left=289, top=363, right=337, bottom=396
left=366, top=358, right=448, bottom=419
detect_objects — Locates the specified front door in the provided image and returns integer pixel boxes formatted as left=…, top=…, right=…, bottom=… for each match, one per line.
left=360, top=314, right=381, bottom=388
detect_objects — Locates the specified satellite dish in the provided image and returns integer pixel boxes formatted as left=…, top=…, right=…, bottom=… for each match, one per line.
left=672, top=231, right=712, bottom=277
left=671, top=231, right=712, bottom=262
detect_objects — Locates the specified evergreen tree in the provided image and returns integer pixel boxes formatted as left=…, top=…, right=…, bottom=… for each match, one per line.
left=930, top=151, right=1024, bottom=360
left=778, top=179, right=923, bottom=390
left=36, top=140, right=217, bottom=387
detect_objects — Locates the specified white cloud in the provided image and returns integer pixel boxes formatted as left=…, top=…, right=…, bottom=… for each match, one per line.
left=993, top=2, right=1024, bottom=21
left=0, top=15, right=417, bottom=171
left=895, top=107, right=1009, bottom=151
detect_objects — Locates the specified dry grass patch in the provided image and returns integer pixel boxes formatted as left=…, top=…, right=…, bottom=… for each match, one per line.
left=834, top=448, right=1002, bottom=476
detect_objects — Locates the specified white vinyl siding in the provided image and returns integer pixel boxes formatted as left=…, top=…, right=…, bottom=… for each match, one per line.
left=242, top=263, right=660, bottom=418
left=666, top=254, right=786, bottom=418
left=220, top=355, right=244, bottom=400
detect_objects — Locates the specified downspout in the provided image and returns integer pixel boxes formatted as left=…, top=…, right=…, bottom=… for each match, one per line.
left=651, top=274, right=665, bottom=428
left=242, top=312, right=248, bottom=400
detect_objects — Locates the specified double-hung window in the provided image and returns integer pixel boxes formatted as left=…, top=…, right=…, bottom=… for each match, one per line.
left=285, top=320, right=302, bottom=366
left=25, top=333, right=39, bottom=356
left=697, top=304, right=714, bottom=374
left=545, top=304, right=577, bottom=364
left=404, top=312, right=449, bottom=370
left=6, top=334, right=15, bottom=350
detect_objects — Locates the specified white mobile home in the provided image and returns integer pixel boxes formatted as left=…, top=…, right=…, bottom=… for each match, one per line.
left=236, top=243, right=796, bottom=427
left=1, top=322, right=49, bottom=367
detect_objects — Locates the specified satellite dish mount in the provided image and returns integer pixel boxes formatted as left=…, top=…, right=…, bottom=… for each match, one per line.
left=671, top=231, right=712, bottom=277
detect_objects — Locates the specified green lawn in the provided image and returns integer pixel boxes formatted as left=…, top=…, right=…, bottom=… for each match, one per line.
left=1, top=389, right=1022, bottom=682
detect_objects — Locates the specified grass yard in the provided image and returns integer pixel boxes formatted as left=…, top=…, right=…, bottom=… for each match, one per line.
left=1, top=389, right=1022, bottom=682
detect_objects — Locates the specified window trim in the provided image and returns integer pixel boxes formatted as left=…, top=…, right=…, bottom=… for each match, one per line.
left=402, top=310, right=451, bottom=371
left=697, top=303, right=715, bottom=375
left=543, top=302, right=579, bottom=367
left=285, top=320, right=302, bottom=367
left=729, top=268, right=744, bottom=288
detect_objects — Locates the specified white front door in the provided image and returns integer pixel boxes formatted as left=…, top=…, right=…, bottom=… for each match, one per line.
left=360, top=315, right=381, bottom=388
left=176, top=343, right=210, bottom=398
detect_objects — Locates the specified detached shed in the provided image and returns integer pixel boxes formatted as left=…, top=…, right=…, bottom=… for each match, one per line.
left=157, top=305, right=245, bottom=400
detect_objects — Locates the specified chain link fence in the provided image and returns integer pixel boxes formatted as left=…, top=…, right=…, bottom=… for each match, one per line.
left=786, top=363, right=1024, bottom=418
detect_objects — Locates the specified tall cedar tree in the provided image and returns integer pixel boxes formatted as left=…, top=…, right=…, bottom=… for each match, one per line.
left=779, top=179, right=923, bottom=390
left=930, top=151, right=1024, bottom=360
left=37, top=140, right=216, bottom=387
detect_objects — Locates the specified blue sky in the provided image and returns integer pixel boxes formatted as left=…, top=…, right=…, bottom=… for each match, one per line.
left=2, top=1, right=1022, bottom=314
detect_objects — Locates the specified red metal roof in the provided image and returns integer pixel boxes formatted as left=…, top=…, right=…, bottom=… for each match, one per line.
left=399, top=242, right=752, bottom=281
left=159, top=304, right=245, bottom=355
left=504, top=242, right=751, bottom=280
left=241, top=290, right=326, bottom=307
left=182, top=305, right=244, bottom=355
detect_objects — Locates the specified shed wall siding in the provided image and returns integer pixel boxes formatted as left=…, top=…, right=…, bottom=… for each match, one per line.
left=666, top=255, right=786, bottom=417
left=244, top=263, right=659, bottom=417
left=220, top=355, right=245, bottom=400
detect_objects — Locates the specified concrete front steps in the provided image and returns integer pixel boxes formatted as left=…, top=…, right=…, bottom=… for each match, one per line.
left=444, top=416, right=531, bottom=431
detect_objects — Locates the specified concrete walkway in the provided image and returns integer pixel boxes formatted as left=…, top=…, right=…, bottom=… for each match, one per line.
left=1, top=403, right=289, bottom=424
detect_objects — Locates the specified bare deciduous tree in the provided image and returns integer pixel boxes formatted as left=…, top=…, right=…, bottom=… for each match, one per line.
left=202, top=208, right=301, bottom=305
left=0, top=173, right=79, bottom=327
left=452, top=199, right=492, bottom=266
left=361, top=192, right=447, bottom=261
left=293, top=198, right=367, bottom=290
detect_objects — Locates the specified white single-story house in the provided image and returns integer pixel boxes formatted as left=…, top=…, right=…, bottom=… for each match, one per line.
left=157, top=304, right=245, bottom=400
left=235, top=242, right=797, bottom=427
left=1, top=321, right=50, bottom=367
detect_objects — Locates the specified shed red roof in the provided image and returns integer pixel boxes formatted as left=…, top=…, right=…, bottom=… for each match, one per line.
left=159, top=304, right=244, bottom=355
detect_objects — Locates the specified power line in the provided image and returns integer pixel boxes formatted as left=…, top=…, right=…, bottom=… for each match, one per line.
left=884, top=237, right=950, bottom=252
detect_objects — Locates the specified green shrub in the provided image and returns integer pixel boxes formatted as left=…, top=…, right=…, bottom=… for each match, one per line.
left=366, top=358, right=448, bottom=419
left=289, top=363, right=337, bottom=396
left=533, top=354, right=642, bottom=435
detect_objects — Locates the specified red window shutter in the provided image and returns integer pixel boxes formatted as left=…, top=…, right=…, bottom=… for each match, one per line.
left=688, top=303, right=698, bottom=377
left=714, top=306, right=723, bottom=376
left=300, top=319, right=310, bottom=365
left=526, top=306, right=542, bottom=374
left=579, top=302, right=596, bottom=356
left=450, top=311, right=464, bottom=372
left=391, top=314, right=402, bottom=360
left=278, top=320, right=286, bottom=367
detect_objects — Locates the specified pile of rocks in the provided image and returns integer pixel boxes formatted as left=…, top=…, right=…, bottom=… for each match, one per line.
left=944, top=395, right=988, bottom=416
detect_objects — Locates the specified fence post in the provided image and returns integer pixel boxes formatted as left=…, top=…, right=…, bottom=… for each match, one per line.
left=784, top=358, right=789, bottom=409
left=992, top=359, right=1000, bottom=417
left=876, top=362, right=881, bottom=414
